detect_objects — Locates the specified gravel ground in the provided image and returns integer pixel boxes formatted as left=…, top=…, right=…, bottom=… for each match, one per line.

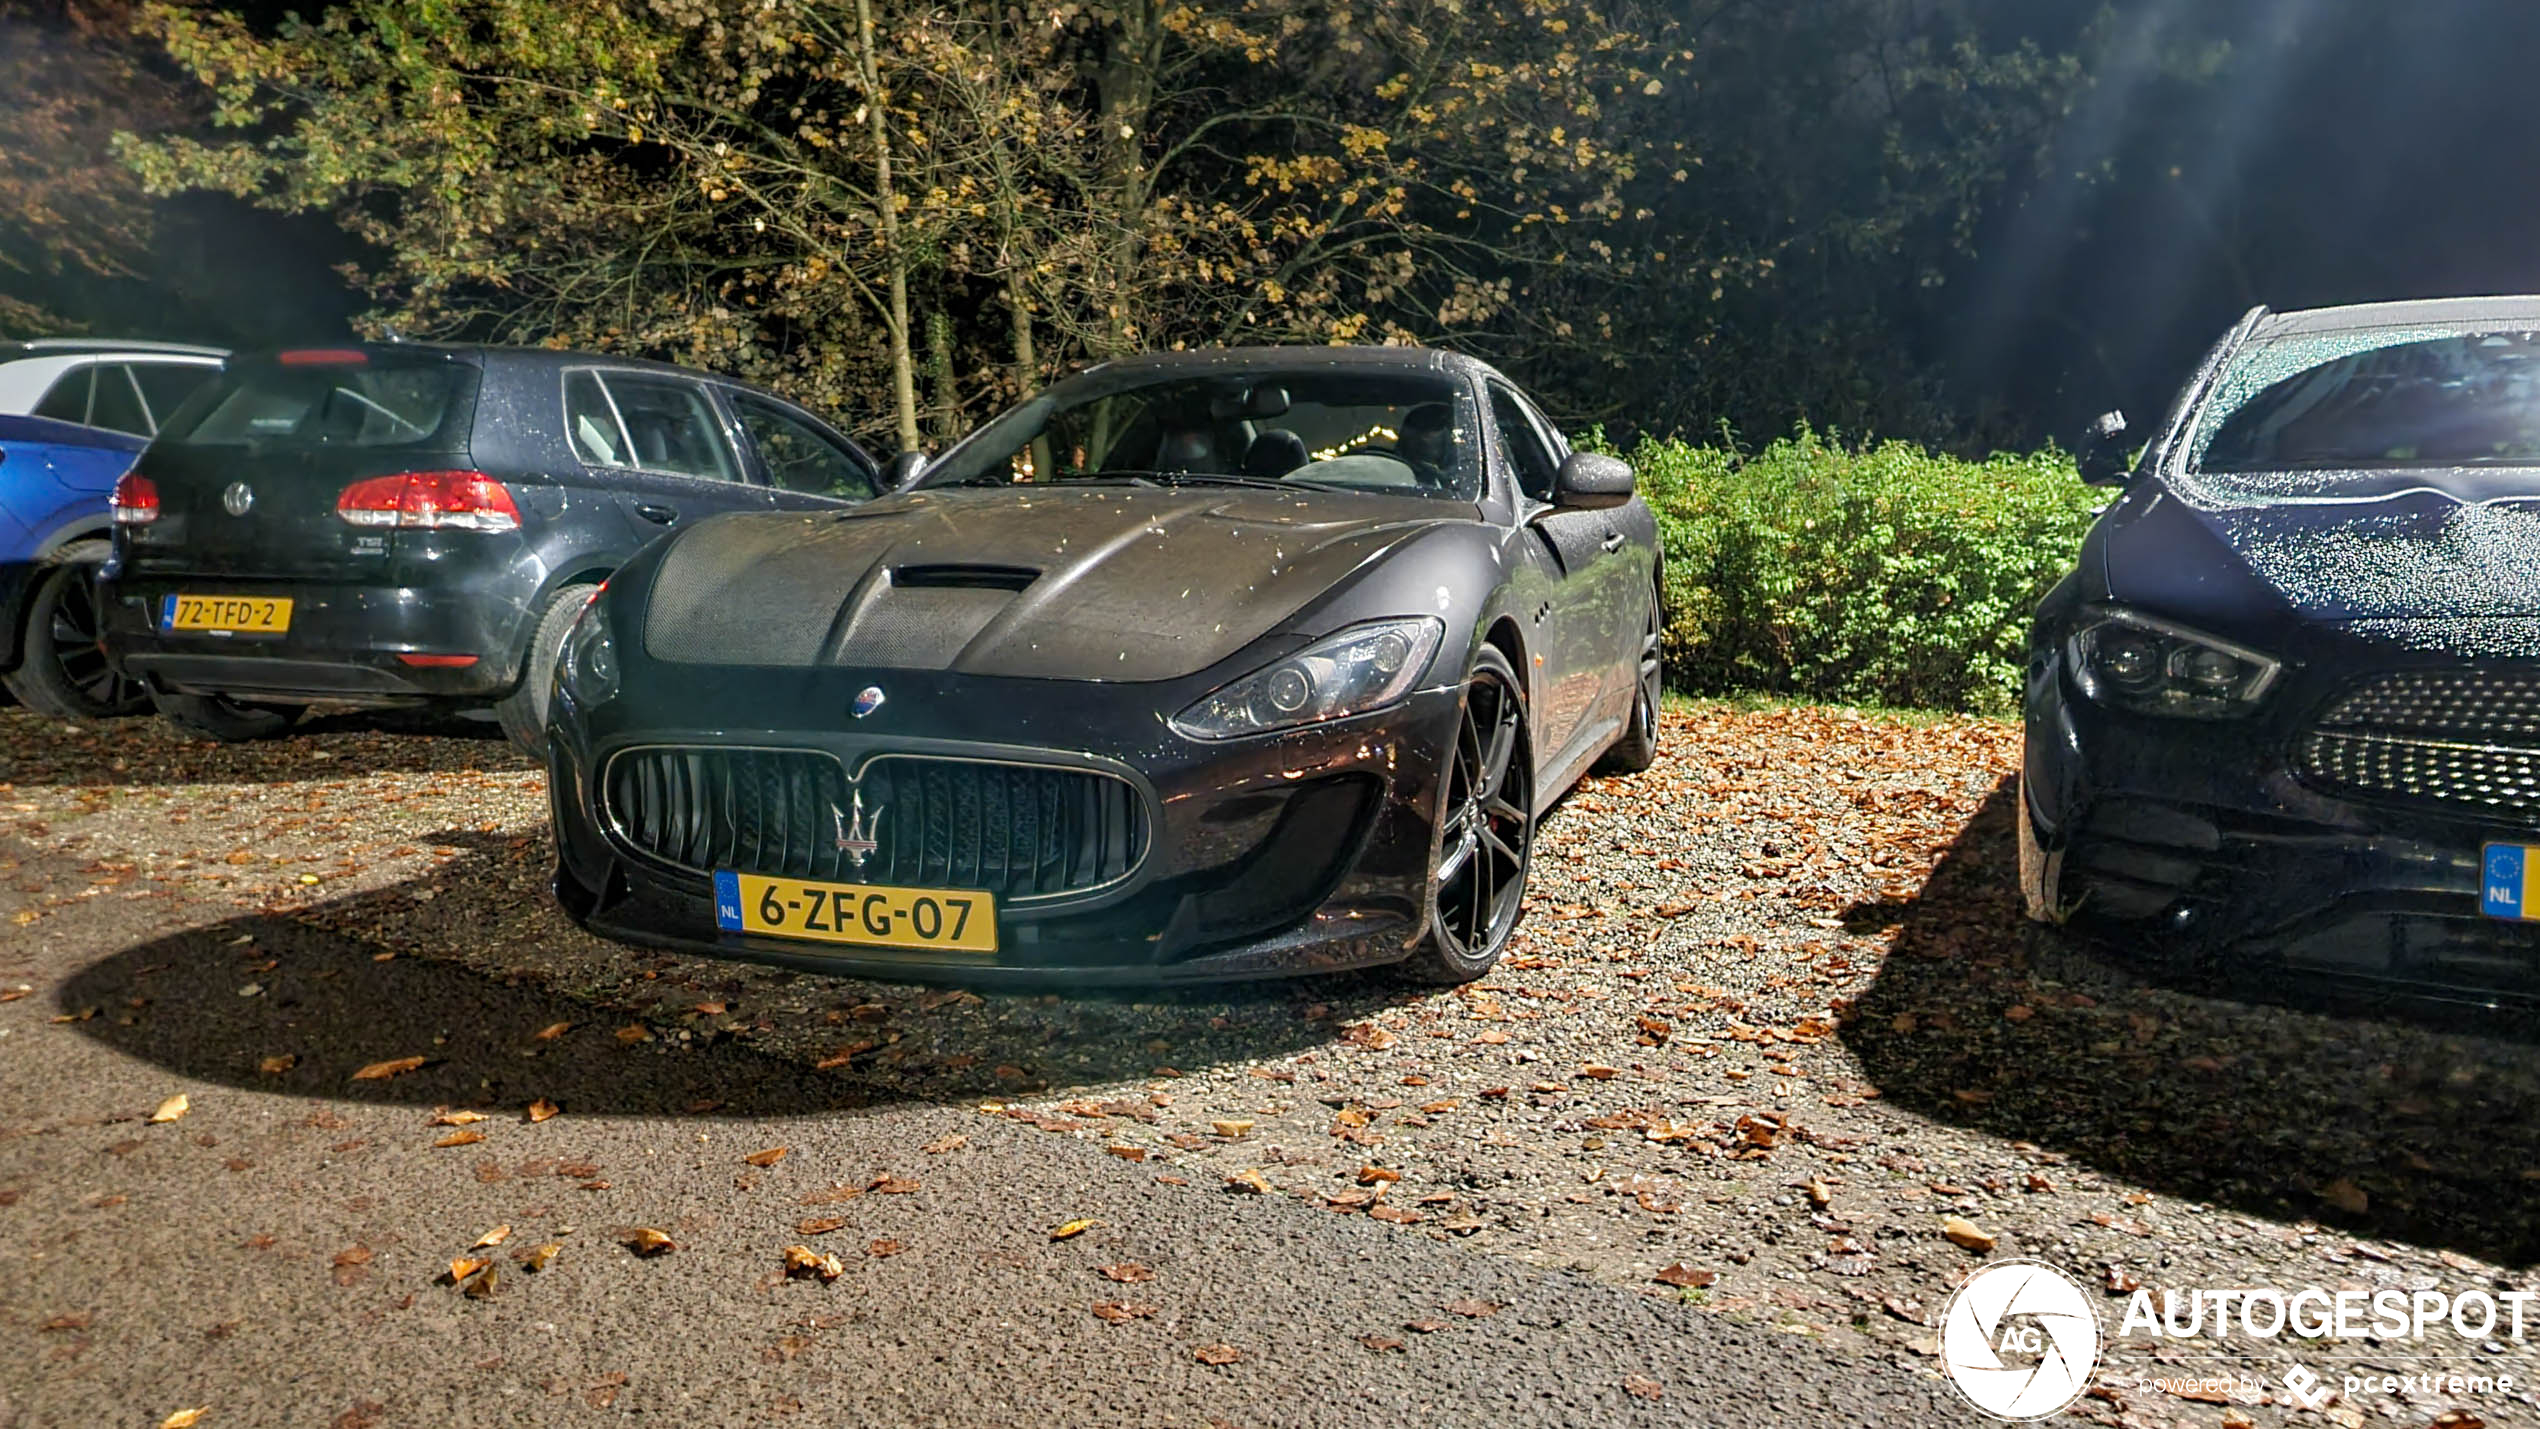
left=6, top=701, right=2540, bottom=1427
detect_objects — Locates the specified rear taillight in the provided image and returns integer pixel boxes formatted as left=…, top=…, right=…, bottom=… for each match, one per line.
left=110, top=472, right=160, bottom=525
left=336, top=471, right=521, bottom=533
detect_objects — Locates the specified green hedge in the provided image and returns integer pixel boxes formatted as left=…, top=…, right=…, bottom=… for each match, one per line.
left=1626, top=430, right=2100, bottom=716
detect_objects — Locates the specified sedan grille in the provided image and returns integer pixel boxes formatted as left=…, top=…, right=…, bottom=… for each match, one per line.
left=604, top=747, right=1147, bottom=899
left=2296, top=670, right=2540, bottom=822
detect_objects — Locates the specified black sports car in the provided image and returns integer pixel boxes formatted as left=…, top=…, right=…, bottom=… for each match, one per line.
left=545, top=346, right=1661, bottom=985
left=2023, top=295, right=2540, bottom=1000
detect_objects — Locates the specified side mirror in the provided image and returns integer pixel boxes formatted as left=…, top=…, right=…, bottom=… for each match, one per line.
left=884, top=450, right=930, bottom=489
left=2077, top=411, right=2134, bottom=487
left=1551, top=451, right=1634, bottom=511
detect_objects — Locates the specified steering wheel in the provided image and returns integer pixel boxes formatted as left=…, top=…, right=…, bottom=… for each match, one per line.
left=1340, top=444, right=1455, bottom=491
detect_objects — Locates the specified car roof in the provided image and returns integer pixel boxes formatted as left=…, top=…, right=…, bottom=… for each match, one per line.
left=0, top=338, right=229, bottom=360
left=0, top=411, right=150, bottom=452
left=233, top=342, right=838, bottom=409
left=1073, top=344, right=1503, bottom=383
left=2253, top=295, right=2540, bottom=338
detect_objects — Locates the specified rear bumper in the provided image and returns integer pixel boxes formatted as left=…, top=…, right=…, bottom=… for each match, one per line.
left=97, top=577, right=532, bottom=703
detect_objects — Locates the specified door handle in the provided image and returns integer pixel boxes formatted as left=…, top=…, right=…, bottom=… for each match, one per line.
left=636, top=503, right=679, bottom=526
left=1601, top=531, right=1627, bottom=553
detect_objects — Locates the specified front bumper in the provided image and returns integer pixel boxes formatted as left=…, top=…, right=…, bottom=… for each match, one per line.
left=98, top=577, right=531, bottom=703
left=2023, top=657, right=2540, bottom=999
left=546, top=666, right=1463, bottom=985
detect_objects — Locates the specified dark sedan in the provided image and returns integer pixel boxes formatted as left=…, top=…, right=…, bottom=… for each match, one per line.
left=545, top=346, right=1663, bottom=985
left=98, top=344, right=878, bottom=752
left=2024, top=295, right=2540, bottom=1000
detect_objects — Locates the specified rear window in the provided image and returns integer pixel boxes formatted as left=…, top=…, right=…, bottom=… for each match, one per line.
left=164, top=357, right=476, bottom=449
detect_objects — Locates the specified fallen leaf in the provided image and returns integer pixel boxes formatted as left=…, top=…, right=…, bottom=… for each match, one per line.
left=1049, top=1218, right=1099, bottom=1240
left=1090, top=1301, right=1155, bottom=1323
left=148, top=1094, right=190, bottom=1125
left=1653, top=1263, right=1715, bottom=1289
left=1941, top=1216, right=1995, bottom=1252
left=428, top=1110, right=487, bottom=1127
left=1193, top=1343, right=1240, bottom=1365
left=518, top=1243, right=560, bottom=1272
left=446, top=1257, right=491, bottom=1283
left=615, top=1025, right=651, bottom=1045
left=257, top=1055, right=295, bottom=1076
left=1445, top=1298, right=1501, bottom=1318
left=472, top=1225, right=511, bottom=1250
left=1624, top=1374, right=1664, bottom=1400
left=1882, top=1296, right=1926, bottom=1325
left=2322, top=1178, right=2370, bottom=1215
left=782, top=1245, right=844, bottom=1282
left=1578, top=1065, right=1620, bottom=1080
left=1359, top=1334, right=1405, bottom=1352
left=161, top=1411, right=209, bottom=1429
left=866, top=1239, right=904, bottom=1258
left=461, top=1263, right=498, bottom=1299
left=869, top=1176, right=920, bottom=1194
left=351, top=1057, right=427, bottom=1082
left=532, top=1021, right=572, bottom=1041
left=40, top=1312, right=93, bottom=1332
left=1105, top=1145, right=1147, bottom=1162
left=744, top=1146, right=789, bottom=1168
left=1099, top=1263, right=1155, bottom=1283
left=1226, top=1169, right=1273, bottom=1195
left=1404, top=1318, right=1447, bottom=1333
left=624, top=1228, right=675, bottom=1256
left=1805, top=1178, right=1833, bottom=1209
left=526, top=1099, right=561, bottom=1124
left=2105, top=1266, right=2141, bottom=1294
left=797, top=1217, right=850, bottom=1236
left=1210, top=1119, right=1254, bottom=1139
left=921, top=1134, right=967, bottom=1154
left=433, top=1130, right=486, bottom=1149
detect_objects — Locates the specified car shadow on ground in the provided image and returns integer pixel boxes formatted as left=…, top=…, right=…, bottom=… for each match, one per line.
left=55, top=831, right=1414, bottom=1122
left=0, top=706, right=524, bottom=789
left=1840, top=776, right=2540, bottom=1268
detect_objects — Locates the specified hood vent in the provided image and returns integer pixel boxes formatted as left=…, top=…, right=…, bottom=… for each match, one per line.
left=892, top=564, right=1039, bottom=592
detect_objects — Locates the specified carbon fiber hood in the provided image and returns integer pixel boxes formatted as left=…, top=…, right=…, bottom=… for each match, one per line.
left=641, top=485, right=1449, bottom=680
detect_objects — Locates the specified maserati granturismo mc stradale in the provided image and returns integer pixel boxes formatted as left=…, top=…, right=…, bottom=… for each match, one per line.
left=543, top=346, right=1662, bottom=985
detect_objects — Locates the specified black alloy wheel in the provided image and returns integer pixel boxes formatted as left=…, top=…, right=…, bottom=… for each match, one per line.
left=1400, top=645, right=1533, bottom=983
left=1596, top=586, right=1662, bottom=774
left=3, top=542, right=149, bottom=719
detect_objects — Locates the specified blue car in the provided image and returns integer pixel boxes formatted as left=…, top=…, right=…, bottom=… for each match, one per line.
left=0, top=413, right=152, bottom=717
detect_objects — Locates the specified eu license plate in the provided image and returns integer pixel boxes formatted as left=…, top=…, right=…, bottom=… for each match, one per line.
left=2481, top=844, right=2540, bottom=922
left=161, top=594, right=292, bottom=635
left=713, top=871, right=996, bottom=955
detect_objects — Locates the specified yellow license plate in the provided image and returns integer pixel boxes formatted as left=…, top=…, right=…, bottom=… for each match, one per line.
left=713, top=871, right=996, bottom=955
left=160, top=594, right=292, bottom=635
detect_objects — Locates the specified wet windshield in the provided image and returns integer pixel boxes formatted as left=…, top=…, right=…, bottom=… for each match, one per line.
left=918, top=370, right=1483, bottom=500
left=2192, top=330, right=2540, bottom=475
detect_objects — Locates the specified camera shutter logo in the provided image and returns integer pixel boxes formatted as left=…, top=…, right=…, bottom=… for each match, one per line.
left=1939, top=1259, right=2101, bottom=1420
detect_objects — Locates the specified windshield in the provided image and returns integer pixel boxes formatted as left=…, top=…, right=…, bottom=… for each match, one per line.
left=919, top=369, right=1483, bottom=499
left=162, top=355, right=476, bottom=450
left=2192, top=330, right=2540, bottom=474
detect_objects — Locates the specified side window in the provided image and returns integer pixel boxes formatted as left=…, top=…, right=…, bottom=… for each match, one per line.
left=131, top=363, right=218, bottom=432
left=33, top=365, right=92, bottom=424
left=87, top=366, right=150, bottom=436
left=564, top=371, right=631, bottom=468
left=729, top=392, right=876, bottom=500
left=600, top=374, right=738, bottom=482
left=1488, top=384, right=1559, bottom=504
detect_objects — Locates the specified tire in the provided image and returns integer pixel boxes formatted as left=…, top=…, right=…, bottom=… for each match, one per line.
left=1593, top=583, right=1663, bottom=775
left=1396, top=645, right=1535, bottom=985
left=495, top=581, right=600, bottom=758
left=153, top=689, right=300, bottom=741
left=3, top=540, right=150, bottom=720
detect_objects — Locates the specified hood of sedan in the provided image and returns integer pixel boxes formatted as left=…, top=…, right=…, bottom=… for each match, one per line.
left=2102, top=468, right=2540, bottom=629
left=641, top=485, right=1453, bottom=681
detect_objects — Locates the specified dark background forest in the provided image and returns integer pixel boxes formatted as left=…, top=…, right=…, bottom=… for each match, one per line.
left=6, top=0, right=2537, bottom=455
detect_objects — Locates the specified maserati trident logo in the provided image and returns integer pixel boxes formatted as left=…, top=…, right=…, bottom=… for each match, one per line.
left=831, top=789, right=883, bottom=868
left=221, top=482, right=255, bottom=517
left=852, top=685, right=886, bottom=718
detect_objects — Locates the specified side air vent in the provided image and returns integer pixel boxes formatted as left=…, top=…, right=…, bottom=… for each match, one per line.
left=892, top=565, right=1039, bottom=592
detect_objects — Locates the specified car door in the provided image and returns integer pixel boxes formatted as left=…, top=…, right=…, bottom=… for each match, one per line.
left=563, top=369, right=771, bottom=540
left=1488, top=380, right=1604, bottom=771
left=1506, top=387, right=1645, bottom=733
left=721, top=388, right=880, bottom=510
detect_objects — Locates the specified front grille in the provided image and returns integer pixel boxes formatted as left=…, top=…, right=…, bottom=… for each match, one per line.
left=604, top=747, right=1147, bottom=900
left=2296, top=670, right=2540, bottom=821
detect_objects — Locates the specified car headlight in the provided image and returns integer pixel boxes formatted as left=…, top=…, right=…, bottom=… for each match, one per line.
left=1171, top=617, right=1445, bottom=741
left=2067, top=607, right=2281, bottom=718
left=555, top=589, right=618, bottom=707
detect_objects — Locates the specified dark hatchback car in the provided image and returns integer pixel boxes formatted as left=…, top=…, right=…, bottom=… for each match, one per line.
left=99, top=344, right=880, bottom=751
left=2025, top=295, right=2540, bottom=1001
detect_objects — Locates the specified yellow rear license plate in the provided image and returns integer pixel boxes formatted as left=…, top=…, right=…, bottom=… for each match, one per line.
left=160, top=594, right=292, bottom=635
left=713, top=871, right=996, bottom=955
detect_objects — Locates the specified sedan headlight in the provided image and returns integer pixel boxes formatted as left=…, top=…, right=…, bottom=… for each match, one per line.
left=2067, top=607, right=2281, bottom=718
left=555, top=589, right=618, bottom=707
left=1171, top=617, right=1445, bottom=741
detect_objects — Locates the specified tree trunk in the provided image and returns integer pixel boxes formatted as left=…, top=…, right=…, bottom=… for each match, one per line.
left=1006, top=264, right=1055, bottom=481
left=854, top=0, right=921, bottom=453
left=925, top=308, right=959, bottom=447
left=1092, top=0, right=1161, bottom=356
